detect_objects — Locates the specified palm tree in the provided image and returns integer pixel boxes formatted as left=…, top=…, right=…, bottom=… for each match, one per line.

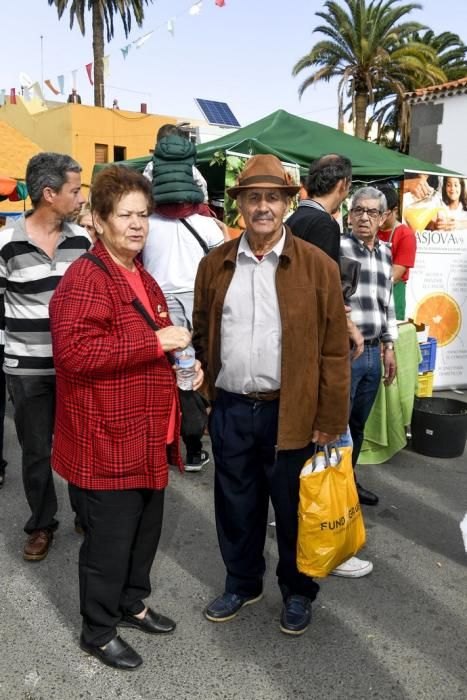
left=368, top=31, right=466, bottom=150
left=409, top=30, right=467, bottom=81
left=47, top=0, right=155, bottom=107
left=292, top=0, right=436, bottom=139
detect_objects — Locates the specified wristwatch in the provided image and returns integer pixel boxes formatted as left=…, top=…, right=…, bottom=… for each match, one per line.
left=384, top=342, right=395, bottom=351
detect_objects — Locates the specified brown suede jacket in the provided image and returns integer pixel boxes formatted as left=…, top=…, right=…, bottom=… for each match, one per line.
left=192, top=226, right=350, bottom=451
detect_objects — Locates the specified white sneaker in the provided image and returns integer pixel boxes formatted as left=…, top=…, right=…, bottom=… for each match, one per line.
left=330, top=556, right=373, bottom=578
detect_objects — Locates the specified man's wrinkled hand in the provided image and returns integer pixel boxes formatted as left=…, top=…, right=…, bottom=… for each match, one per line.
left=312, top=430, right=339, bottom=446
left=348, top=320, right=364, bottom=360
left=192, top=359, right=204, bottom=391
left=383, top=349, right=397, bottom=386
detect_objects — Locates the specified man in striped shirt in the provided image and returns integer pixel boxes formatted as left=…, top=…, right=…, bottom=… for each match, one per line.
left=341, top=187, right=397, bottom=507
left=0, top=153, right=90, bottom=561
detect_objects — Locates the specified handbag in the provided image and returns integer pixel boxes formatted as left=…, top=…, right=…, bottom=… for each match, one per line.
left=340, top=256, right=361, bottom=303
left=296, top=445, right=366, bottom=577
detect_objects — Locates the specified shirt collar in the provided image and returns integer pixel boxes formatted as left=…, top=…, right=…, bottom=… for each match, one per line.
left=14, top=210, right=81, bottom=241
left=298, top=198, right=327, bottom=212
left=348, top=231, right=381, bottom=252
left=237, top=226, right=286, bottom=261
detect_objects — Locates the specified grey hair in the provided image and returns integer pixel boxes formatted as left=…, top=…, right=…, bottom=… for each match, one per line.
left=351, top=186, right=387, bottom=213
left=26, top=152, right=82, bottom=206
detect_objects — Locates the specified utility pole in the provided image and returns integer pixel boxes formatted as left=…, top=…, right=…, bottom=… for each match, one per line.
left=40, top=35, right=45, bottom=105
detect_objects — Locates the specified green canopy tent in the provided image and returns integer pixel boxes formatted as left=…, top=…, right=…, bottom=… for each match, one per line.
left=195, top=109, right=455, bottom=193
left=92, top=109, right=455, bottom=192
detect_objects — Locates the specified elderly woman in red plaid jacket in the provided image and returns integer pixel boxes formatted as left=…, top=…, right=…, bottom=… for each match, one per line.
left=50, top=166, right=203, bottom=671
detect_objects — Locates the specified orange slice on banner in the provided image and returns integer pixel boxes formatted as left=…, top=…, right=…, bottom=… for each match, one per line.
left=414, top=292, right=461, bottom=347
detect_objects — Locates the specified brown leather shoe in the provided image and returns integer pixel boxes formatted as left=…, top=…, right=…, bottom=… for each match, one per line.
left=23, top=529, right=53, bottom=561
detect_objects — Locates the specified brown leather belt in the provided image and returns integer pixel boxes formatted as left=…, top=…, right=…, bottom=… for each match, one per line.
left=244, top=390, right=280, bottom=401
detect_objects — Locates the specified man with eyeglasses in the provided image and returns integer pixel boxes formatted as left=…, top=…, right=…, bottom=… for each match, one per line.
left=341, top=187, right=398, bottom=507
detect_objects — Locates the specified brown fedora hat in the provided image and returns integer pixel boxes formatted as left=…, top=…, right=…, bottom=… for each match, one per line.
left=226, top=154, right=300, bottom=199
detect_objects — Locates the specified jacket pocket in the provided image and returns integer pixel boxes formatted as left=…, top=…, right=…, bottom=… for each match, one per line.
left=92, top=414, right=148, bottom=478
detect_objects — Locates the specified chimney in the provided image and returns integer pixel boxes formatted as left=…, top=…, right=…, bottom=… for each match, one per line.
left=140, top=103, right=147, bottom=114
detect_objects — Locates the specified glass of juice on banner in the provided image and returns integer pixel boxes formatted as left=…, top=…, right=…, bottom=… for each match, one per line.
left=404, top=192, right=444, bottom=232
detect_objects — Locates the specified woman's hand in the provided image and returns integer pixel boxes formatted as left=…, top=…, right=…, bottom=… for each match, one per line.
left=156, top=326, right=191, bottom=352
left=433, top=212, right=456, bottom=231
left=192, top=359, right=204, bottom=391
left=404, top=175, right=433, bottom=201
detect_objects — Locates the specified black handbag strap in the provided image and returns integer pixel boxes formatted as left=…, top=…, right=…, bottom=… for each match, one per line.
left=180, top=218, right=209, bottom=256
left=82, top=252, right=174, bottom=364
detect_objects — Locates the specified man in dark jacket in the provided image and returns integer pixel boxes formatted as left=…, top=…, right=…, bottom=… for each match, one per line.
left=193, top=155, right=350, bottom=636
left=287, top=154, right=351, bottom=264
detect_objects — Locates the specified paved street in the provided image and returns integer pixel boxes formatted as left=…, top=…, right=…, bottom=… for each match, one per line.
left=0, top=396, right=466, bottom=700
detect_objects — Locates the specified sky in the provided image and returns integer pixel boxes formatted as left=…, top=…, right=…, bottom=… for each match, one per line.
left=2, top=0, right=467, bottom=129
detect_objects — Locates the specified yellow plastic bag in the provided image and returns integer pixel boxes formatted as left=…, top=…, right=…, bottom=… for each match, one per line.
left=297, top=445, right=366, bottom=578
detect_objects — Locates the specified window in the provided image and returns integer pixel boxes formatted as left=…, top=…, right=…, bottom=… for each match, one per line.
left=113, top=145, right=127, bottom=162
left=95, top=143, right=108, bottom=164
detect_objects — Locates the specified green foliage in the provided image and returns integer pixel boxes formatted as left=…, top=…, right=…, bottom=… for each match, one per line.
left=47, top=1, right=153, bottom=42
left=209, top=150, right=226, bottom=167
left=47, top=1, right=155, bottom=106
left=292, top=0, right=452, bottom=141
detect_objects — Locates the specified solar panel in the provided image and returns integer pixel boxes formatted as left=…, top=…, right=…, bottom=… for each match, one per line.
left=195, top=98, right=240, bottom=127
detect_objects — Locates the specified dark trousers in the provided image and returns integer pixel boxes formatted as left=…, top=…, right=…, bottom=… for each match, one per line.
left=6, top=374, right=58, bottom=533
left=210, top=390, right=320, bottom=603
left=69, top=485, right=165, bottom=647
left=349, top=345, right=382, bottom=467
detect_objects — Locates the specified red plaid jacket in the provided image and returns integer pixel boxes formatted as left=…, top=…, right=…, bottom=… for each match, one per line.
left=49, top=240, right=181, bottom=491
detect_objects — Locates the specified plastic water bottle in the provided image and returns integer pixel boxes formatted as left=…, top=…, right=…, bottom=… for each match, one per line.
left=174, top=345, right=196, bottom=391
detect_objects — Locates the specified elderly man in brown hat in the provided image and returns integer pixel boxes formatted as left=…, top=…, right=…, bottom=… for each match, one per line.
left=192, top=155, right=350, bottom=635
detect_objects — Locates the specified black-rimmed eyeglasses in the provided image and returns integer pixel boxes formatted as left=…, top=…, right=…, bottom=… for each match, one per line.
left=350, top=206, right=382, bottom=219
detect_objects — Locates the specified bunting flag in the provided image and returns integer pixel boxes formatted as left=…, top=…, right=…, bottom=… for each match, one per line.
left=189, top=1, right=202, bottom=15
left=45, top=79, right=60, bottom=95
left=85, top=63, right=93, bottom=85
left=6, top=0, right=228, bottom=104
left=121, top=44, right=131, bottom=59
left=134, top=31, right=153, bottom=48
left=31, top=82, right=43, bottom=100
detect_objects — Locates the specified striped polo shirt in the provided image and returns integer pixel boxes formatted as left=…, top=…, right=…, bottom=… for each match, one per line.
left=0, top=212, right=90, bottom=375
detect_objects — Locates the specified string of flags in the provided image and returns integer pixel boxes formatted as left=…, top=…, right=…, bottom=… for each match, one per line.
left=0, top=1, right=227, bottom=104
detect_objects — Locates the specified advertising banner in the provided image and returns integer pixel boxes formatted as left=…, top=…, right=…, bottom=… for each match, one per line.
left=403, top=170, right=467, bottom=388
left=223, top=152, right=300, bottom=238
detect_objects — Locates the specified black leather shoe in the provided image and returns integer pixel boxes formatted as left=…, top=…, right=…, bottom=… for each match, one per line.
left=205, top=591, right=263, bottom=622
left=356, top=482, right=379, bottom=506
left=280, top=595, right=312, bottom=636
left=120, top=607, right=176, bottom=634
left=80, top=634, right=142, bottom=670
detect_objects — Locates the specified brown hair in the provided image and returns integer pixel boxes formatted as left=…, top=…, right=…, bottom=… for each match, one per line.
left=90, top=165, right=153, bottom=221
